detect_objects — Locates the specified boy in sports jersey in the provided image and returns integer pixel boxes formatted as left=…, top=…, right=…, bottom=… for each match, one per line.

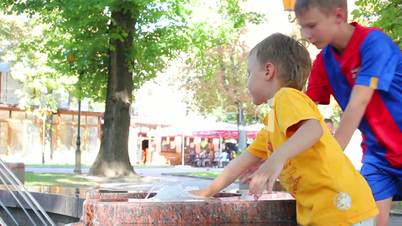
left=295, top=1, right=402, bottom=225
left=193, top=33, right=378, bottom=226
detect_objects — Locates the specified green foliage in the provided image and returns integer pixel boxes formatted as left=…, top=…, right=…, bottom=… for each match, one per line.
left=178, top=1, right=263, bottom=124
left=187, top=1, right=263, bottom=80
left=1, top=0, right=187, bottom=101
left=0, top=14, right=75, bottom=113
left=330, top=103, right=342, bottom=128
left=182, top=31, right=264, bottom=124
left=0, top=15, right=24, bottom=61
left=1, top=1, right=263, bottom=174
left=1, top=0, right=262, bottom=106
left=352, top=0, right=401, bottom=47
left=186, top=171, right=220, bottom=179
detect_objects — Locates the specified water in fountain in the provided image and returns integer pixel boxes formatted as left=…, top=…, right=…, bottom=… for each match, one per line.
left=136, top=183, right=208, bottom=202
left=151, top=184, right=194, bottom=201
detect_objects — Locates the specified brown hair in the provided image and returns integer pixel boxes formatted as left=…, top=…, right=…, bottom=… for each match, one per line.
left=295, top=0, right=347, bottom=16
left=249, top=33, right=311, bottom=91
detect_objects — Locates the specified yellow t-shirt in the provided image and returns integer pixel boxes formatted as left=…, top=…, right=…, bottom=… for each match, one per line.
left=247, top=88, right=378, bottom=226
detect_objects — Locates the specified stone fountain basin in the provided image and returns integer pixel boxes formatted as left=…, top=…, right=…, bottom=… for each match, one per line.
left=79, top=190, right=296, bottom=225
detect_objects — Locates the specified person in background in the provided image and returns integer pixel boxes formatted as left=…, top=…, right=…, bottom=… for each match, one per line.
left=141, top=139, right=149, bottom=164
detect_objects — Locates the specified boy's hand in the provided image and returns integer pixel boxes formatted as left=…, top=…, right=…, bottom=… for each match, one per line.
left=248, top=154, right=285, bottom=198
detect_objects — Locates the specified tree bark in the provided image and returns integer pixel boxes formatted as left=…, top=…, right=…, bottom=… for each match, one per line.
left=89, top=8, right=136, bottom=177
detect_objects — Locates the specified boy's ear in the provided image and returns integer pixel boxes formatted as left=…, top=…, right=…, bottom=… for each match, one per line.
left=334, top=7, right=347, bottom=24
left=264, top=62, right=275, bottom=81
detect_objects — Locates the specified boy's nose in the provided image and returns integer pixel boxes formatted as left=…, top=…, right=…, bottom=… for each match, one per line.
left=303, top=32, right=316, bottom=44
left=301, top=29, right=312, bottom=41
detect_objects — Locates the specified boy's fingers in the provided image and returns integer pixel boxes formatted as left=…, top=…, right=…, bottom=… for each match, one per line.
left=248, top=178, right=260, bottom=195
left=253, top=193, right=261, bottom=201
left=249, top=177, right=266, bottom=197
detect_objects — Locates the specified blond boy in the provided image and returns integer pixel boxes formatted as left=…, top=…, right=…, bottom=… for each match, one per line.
left=193, top=33, right=378, bottom=226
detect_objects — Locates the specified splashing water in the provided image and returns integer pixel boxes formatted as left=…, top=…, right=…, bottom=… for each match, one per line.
left=147, top=184, right=207, bottom=202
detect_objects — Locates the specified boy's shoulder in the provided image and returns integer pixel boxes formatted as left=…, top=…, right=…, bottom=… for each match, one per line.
left=274, top=87, right=306, bottom=99
left=332, top=22, right=390, bottom=52
left=351, top=22, right=380, bottom=36
left=348, top=22, right=394, bottom=48
left=318, top=22, right=396, bottom=62
left=274, top=87, right=300, bottom=99
left=273, top=88, right=313, bottom=107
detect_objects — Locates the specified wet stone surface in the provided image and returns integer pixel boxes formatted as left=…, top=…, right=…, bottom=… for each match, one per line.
left=75, top=189, right=297, bottom=226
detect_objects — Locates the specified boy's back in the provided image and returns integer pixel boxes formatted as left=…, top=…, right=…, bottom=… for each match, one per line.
left=248, top=87, right=378, bottom=225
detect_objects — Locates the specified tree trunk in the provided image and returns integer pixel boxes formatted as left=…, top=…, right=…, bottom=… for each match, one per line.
left=89, top=8, right=136, bottom=177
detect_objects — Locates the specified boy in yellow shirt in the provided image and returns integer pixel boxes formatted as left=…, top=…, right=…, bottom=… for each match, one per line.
left=193, top=33, right=378, bottom=225
left=295, top=1, right=402, bottom=225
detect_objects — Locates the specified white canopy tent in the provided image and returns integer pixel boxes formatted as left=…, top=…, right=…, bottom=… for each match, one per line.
left=148, top=118, right=263, bottom=165
left=0, top=62, right=10, bottom=73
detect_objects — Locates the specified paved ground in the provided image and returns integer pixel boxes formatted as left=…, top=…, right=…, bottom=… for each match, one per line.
left=25, top=165, right=239, bottom=191
left=136, top=166, right=239, bottom=191
left=26, top=165, right=402, bottom=225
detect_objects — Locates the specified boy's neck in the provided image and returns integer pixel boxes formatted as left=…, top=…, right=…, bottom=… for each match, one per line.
left=331, top=23, right=355, bottom=54
left=269, top=79, right=283, bottom=100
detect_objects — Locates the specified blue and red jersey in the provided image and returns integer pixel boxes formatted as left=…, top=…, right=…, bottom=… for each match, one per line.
left=306, top=22, right=402, bottom=168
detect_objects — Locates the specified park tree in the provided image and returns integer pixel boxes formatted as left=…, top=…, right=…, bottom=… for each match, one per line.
left=0, top=14, right=75, bottom=112
left=0, top=0, right=260, bottom=176
left=0, top=14, right=25, bottom=61
left=181, top=32, right=262, bottom=125
left=352, top=0, right=401, bottom=47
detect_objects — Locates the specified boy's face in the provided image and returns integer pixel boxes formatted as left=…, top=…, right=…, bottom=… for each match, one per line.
left=247, top=53, right=271, bottom=105
left=296, top=7, right=337, bottom=49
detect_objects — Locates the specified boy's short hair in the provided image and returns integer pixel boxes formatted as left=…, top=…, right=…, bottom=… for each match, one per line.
left=295, top=0, right=347, bottom=16
left=250, top=33, right=311, bottom=91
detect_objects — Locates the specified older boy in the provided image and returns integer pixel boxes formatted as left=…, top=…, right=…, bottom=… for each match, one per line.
left=295, top=1, right=402, bottom=225
left=193, top=33, right=378, bottom=226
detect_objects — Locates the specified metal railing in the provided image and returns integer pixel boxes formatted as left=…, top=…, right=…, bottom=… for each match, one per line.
left=0, top=159, right=55, bottom=226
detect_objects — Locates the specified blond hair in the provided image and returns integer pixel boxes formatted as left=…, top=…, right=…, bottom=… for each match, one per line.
left=249, top=33, right=311, bottom=91
left=295, top=0, right=347, bottom=16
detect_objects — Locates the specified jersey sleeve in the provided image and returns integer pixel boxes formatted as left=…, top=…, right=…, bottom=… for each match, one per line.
left=355, top=30, right=400, bottom=91
left=247, top=127, right=269, bottom=160
left=275, top=89, right=321, bottom=135
left=306, top=53, right=331, bottom=105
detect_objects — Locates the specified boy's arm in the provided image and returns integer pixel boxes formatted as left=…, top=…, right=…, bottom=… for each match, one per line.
left=249, top=119, right=323, bottom=196
left=194, top=151, right=260, bottom=197
left=334, top=85, right=374, bottom=149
